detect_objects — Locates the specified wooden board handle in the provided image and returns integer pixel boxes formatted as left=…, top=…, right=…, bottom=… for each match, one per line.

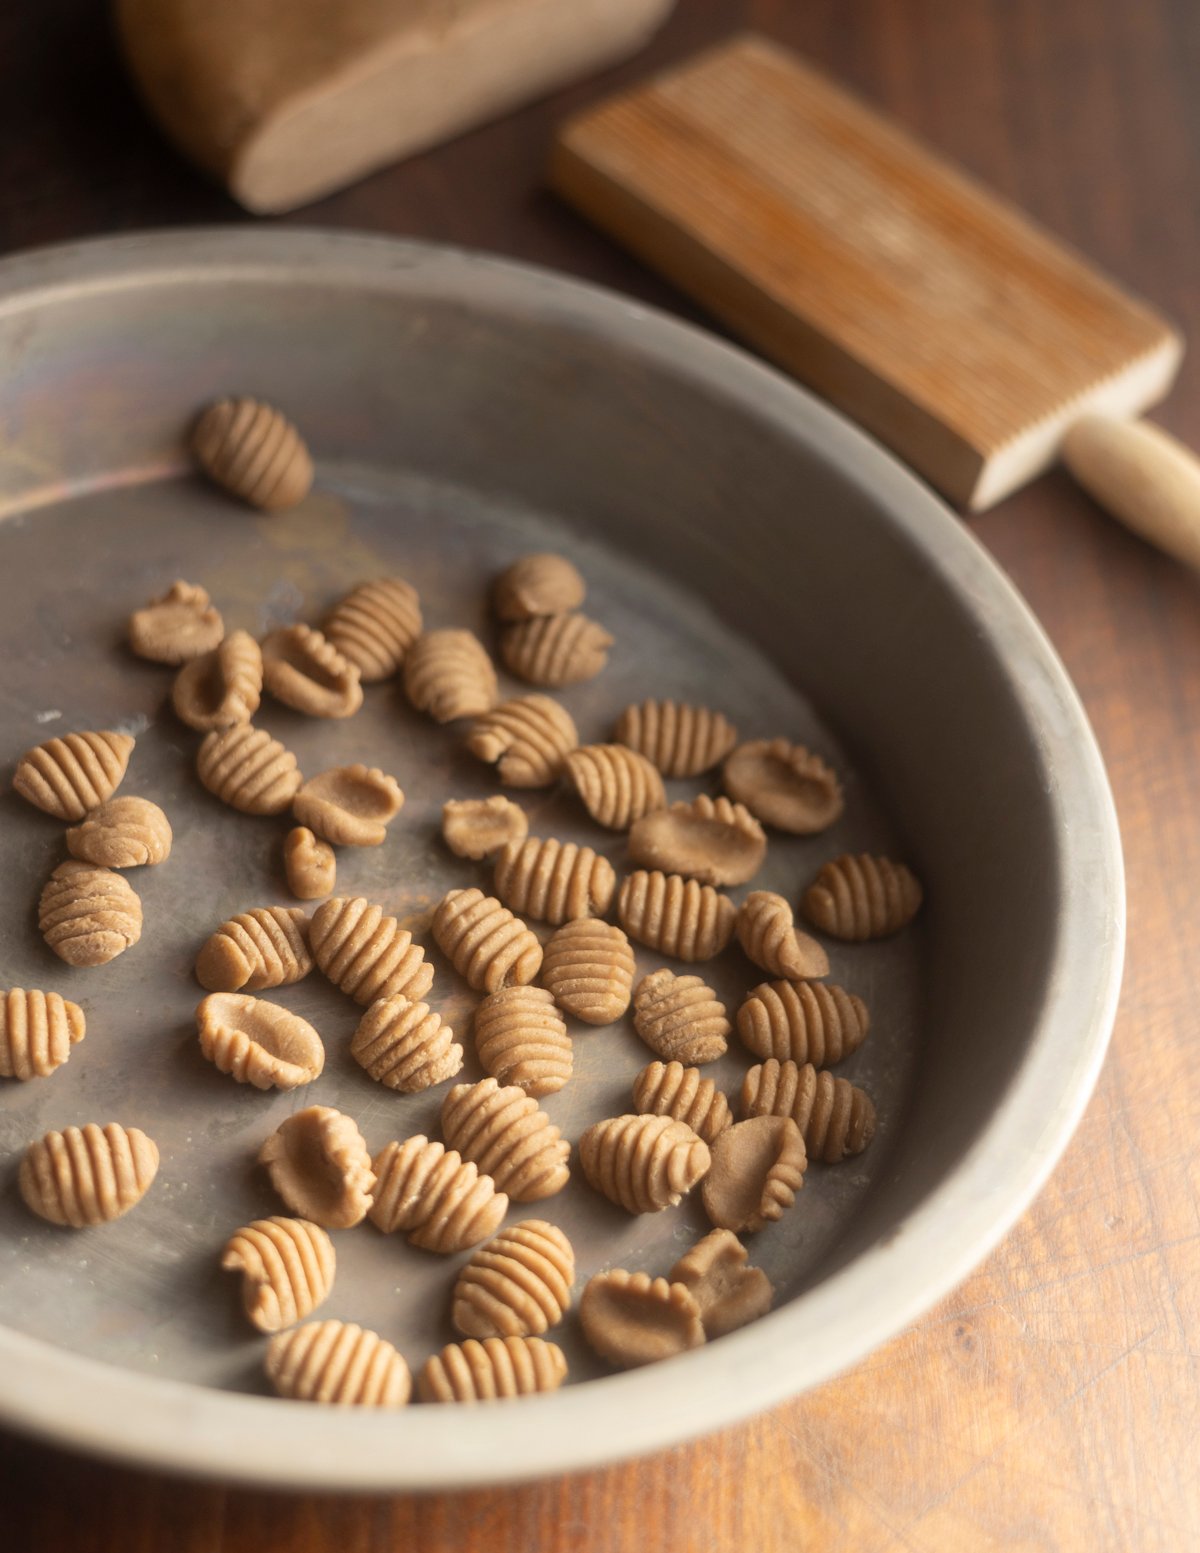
left=1062, top=415, right=1200, bottom=570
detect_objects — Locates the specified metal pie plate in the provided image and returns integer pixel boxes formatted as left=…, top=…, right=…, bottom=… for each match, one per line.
left=0, top=231, right=1122, bottom=1488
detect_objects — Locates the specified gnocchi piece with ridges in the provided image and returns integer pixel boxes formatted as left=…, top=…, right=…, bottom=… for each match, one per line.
left=39, top=860, right=142, bottom=967
left=14, top=731, right=135, bottom=822
left=0, top=988, right=86, bottom=1081
left=369, top=1135, right=508, bottom=1252
left=309, top=896, right=433, bottom=1005
left=417, top=1336, right=568, bottom=1402
left=802, top=853, right=923, bottom=940
left=540, top=918, right=636, bottom=1025
left=221, top=1216, right=336, bottom=1332
left=736, top=891, right=829, bottom=980
left=494, top=836, right=615, bottom=926
left=473, top=985, right=573, bottom=1097
left=172, top=629, right=263, bottom=731
left=466, top=695, right=578, bottom=787
left=196, top=724, right=302, bottom=816
left=350, top=996, right=463, bottom=1093
left=191, top=396, right=313, bottom=512
left=404, top=630, right=497, bottom=723
left=499, top=613, right=612, bottom=688
left=264, top=1320, right=410, bottom=1406
left=578, top=1113, right=710, bottom=1215
left=324, top=576, right=422, bottom=681
left=737, top=979, right=869, bottom=1066
left=742, top=1058, right=877, bottom=1162
left=20, top=1123, right=159, bottom=1227
left=614, top=698, right=738, bottom=778
left=65, top=796, right=172, bottom=869
left=632, top=969, right=730, bottom=1064
left=441, top=1078, right=570, bottom=1203
left=195, top=905, right=312, bottom=993
left=451, top=1220, right=575, bottom=1339
left=564, top=743, right=665, bottom=830
left=632, top=1061, right=732, bottom=1146
left=617, top=870, right=736, bottom=962
left=431, top=887, right=542, bottom=993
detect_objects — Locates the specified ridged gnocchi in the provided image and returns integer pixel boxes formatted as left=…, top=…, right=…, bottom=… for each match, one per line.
left=39, top=861, right=142, bottom=967
left=802, top=853, right=923, bottom=940
left=467, top=695, right=578, bottom=787
left=742, top=1059, right=877, bottom=1163
left=309, top=896, right=433, bottom=1005
left=441, top=1078, right=570, bottom=1203
left=196, top=724, right=302, bottom=815
left=324, top=576, right=422, bottom=681
left=617, top=871, right=735, bottom=962
left=191, top=397, right=313, bottom=512
left=172, top=629, right=263, bottom=731
left=65, top=796, right=172, bottom=869
left=195, top=905, right=312, bottom=993
left=540, top=918, right=636, bottom=1025
left=221, top=1216, right=335, bottom=1332
left=631, top=1061, right=732, bottom=1146
left=369, top=1136, right=507, bottom=1253
left=0, top=988, right=85, bottom=1081
left=736, top=891, right=829, bottom=980
left=350, top=996, right=463, bottom=1093
left=632, top=969, right=730, bottom=1064
left=737, top=979, right=869, bottom=1066
left=417, top=1336, right=568, bottom=1402
left=14, top=731, right=134, bottom=822
left=614, top=698, right=737, bottom=778
left=493, top=835, right=615, bottom=925
left=20, top=1123, right=159, bottom=1227
left=451, top=1220, right=575, bottom=1339
left=404, top=629, right=497, bottom=722
left=431, top=887, right=542, bottom=993
left=264, top=1320, right=410, bottom=1406
left=578, top=1113, right=710, bottom=1215
left=565, top=743, right=665, bottom=830
left=473, top=985, right=572, bottom=1097
left=499, top=613, right=612, bottom=687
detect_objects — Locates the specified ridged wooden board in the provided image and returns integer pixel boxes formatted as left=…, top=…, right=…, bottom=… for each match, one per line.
left=551, top=34, right=1181, bottom=510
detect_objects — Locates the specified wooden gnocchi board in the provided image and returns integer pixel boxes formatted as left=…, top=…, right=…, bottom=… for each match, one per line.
left=551, top=34, right=1182, bottom=510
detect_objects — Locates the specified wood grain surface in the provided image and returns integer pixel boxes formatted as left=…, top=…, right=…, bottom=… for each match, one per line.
left=2, top=1, right=1199, bottom=1548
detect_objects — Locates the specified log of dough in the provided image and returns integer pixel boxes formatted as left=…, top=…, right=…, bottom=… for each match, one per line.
left=116, top=0, right=675, bottom=213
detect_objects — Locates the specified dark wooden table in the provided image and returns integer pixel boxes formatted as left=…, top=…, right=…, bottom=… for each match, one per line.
left=3, top=2, right=1199, bottom=1547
